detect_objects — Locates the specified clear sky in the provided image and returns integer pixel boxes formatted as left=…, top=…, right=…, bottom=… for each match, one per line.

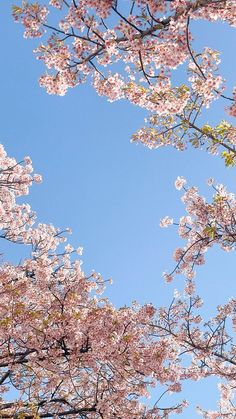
left=1, top=2, right=236, bottom=416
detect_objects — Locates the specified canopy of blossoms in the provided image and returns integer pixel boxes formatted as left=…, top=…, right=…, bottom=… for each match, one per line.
left=7, top=0, right=236, bottom=417
left=13, top=0, right=236, bottom=165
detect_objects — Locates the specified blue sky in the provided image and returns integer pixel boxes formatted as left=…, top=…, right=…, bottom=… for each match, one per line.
left=1, top=2, right=236, bottom=416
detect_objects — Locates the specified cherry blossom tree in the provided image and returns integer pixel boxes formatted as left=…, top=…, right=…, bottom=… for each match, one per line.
left=0, top=145, right=235, bottom=417
left=12, top=0, right=236, bottom=165
left=8, top=0, right=236, bottom=417
left=0, top=145, right=191, bottom=418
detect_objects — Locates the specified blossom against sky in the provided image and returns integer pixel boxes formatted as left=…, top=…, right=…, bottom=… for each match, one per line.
left=1, top=2, right=236, bottom=416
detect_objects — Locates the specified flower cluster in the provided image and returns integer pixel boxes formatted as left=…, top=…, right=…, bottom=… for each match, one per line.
left=161, top=178, right=236, bottom=282
left=12, top=3, right=48, bottom=38
left=227, top=87, right=236, bottom=117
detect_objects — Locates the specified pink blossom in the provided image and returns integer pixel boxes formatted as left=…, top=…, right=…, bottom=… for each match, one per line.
left=160, top=216, right=173, bottom=227
left=33, top=174, right=42, bottom=183
left=175, top=176, right=186, bottom=190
